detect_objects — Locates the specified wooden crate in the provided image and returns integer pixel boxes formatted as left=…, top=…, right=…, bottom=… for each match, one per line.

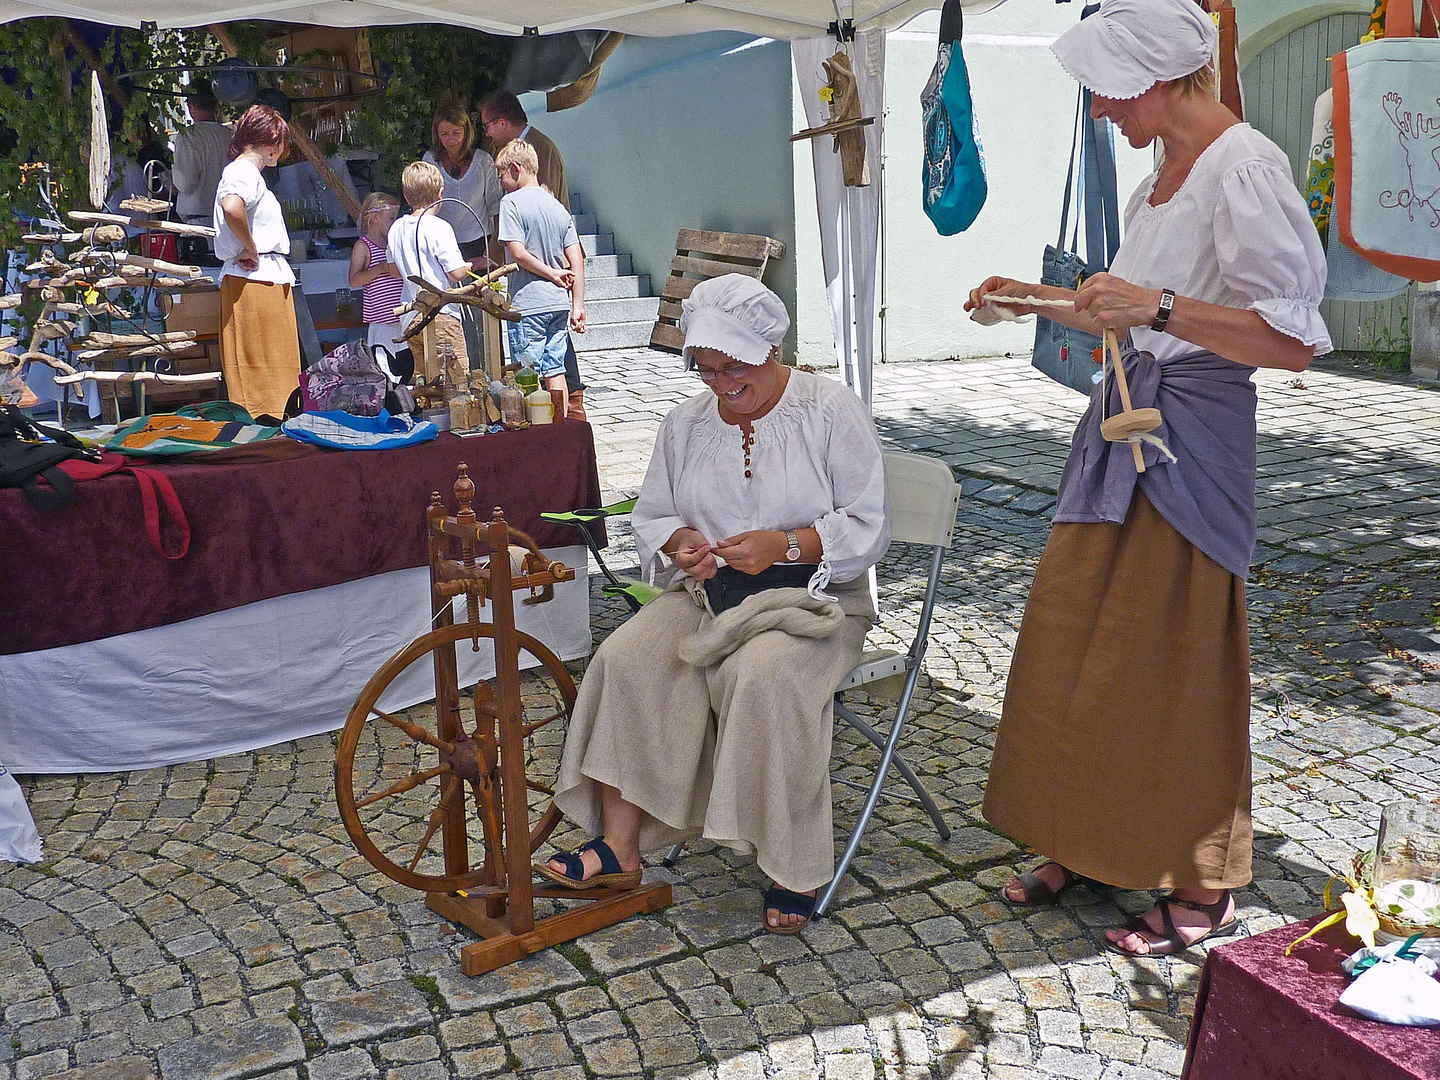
left=649, top=229, right=786, bottom=354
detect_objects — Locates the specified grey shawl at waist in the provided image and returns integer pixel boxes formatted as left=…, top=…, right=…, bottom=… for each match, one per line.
left=1054, top=346, right=1257, bottom=579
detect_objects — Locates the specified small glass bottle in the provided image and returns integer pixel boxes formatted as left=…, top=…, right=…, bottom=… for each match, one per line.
left=497, top=373, right=527, bottom=429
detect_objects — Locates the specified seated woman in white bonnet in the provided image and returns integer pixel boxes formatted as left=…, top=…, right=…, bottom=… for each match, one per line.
left=540, top=273, right=891, bottom=934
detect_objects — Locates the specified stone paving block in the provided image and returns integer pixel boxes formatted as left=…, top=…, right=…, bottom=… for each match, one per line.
left=305, top=1048, right=376, bottom=1080
left=157, top=1017, right=305, bottom=1080
left=434, top=953, right=582, bottom=1010
left=311, top=980, right=432, bottom=1046
left=578, top=917, right=686, bottom=975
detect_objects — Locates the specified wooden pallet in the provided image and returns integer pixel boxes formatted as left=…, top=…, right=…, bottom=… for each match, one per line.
left=649, top=229, right=786, bottom=353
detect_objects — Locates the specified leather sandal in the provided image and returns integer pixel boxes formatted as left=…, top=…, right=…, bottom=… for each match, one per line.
left=1004, top=861, right=1082, bottom=906
left=762, top=884, right=816, bottom=936
left=1106, top=891, right=1239, bottom=957
left=534, top=837, right=642, bottom=891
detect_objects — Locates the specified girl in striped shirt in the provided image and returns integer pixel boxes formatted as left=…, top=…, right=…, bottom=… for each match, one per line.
left=349, top=192, right=405, bottom=361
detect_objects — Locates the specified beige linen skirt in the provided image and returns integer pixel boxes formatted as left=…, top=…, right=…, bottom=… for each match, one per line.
left=553, top=587, right=870, bottom=893
left=220, top=275, right=301, bottom=421
left=983, top=490, right=1253, bottom=891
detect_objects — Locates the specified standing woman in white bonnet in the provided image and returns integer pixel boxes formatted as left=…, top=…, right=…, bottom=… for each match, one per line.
left=542, top=274, right=891, bottom=934
left=966, top=0, right=1330, bottom=954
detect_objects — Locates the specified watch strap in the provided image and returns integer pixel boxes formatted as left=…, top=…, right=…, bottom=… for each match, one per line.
left=1150, top=288, right=1176, bottom=333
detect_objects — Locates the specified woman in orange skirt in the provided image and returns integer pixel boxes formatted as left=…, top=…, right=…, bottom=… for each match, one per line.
left=966, top=0, right=1330, bottom=955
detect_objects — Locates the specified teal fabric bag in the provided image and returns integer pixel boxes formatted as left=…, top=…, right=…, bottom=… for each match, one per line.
left=921, top=0, right=987, bottom=235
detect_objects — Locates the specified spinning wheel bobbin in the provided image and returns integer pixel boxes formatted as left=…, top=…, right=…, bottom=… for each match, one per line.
left=1097, top=328, right=1162, bottom=473
left=335, top=466, right=671, bottom=976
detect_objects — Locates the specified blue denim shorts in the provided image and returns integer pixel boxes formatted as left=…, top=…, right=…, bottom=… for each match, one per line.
left=508, top=310, right=570, bottom=378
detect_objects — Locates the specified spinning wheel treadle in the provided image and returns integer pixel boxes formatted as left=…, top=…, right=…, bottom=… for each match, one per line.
left=334, top=465, right=670, bottom=977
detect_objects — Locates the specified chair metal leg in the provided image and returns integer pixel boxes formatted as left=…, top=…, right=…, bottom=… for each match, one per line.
left=661, top=842, right=685, bottom=868
left=816, top=666, right=948, bottom=920
left=834, top=700, right=950, bottom=840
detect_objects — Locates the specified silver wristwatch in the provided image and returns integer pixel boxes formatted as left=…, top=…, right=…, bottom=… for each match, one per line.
left=784, top=530, right=802, bottom=562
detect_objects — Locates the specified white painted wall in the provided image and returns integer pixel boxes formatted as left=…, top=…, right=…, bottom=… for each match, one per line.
left=525, top=33, right=799, bottom=353
left=794, top=5, right=1156, bottom=366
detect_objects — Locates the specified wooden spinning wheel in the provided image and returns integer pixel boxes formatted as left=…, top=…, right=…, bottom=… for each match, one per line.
left=335, top=622, right=576, bottom=894
left=335, top=465, right=670, bottom=976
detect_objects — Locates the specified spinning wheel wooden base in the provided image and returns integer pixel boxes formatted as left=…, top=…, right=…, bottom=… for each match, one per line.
left=335, top=466, right=670, bottom=977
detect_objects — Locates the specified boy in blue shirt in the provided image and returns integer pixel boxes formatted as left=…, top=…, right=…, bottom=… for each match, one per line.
left=496, top=140, right=585, bottom=416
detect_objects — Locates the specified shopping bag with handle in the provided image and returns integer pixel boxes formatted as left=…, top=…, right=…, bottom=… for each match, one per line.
left=1333, top=0, right=1440, bottom=281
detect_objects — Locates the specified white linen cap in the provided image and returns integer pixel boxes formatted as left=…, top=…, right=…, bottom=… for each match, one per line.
left=1051, top=0, right=1218, bottom=100
left=680, top=274, right=789, bottom=368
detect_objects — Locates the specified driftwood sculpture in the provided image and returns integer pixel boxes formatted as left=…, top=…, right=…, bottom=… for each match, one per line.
left=395, top=263, right=522, bottom=344
left=790, top=49, right=875, bottom=187
left=335, top=467, right=671, bottom=977
left=2, top=190, right=218, bottom=413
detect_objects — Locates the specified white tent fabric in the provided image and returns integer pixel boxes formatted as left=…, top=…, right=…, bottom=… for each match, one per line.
left=0, top=0, right=943, bottom=37
left=794, top=31, right=884, bottom=409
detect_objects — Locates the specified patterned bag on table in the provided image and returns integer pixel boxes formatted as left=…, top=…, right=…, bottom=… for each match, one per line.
left=1332, top=0, right=1440, bottom=281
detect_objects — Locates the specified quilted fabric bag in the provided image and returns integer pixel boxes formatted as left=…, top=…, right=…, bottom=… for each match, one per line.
left=921, top=0, right=987, bottom=235
left=1333, top=0, right=1440, bottom=281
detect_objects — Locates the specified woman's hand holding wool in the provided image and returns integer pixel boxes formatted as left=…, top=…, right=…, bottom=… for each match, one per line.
left=713, top=531, right=788, bottom=576
left=1073, top=273, right=1165, bottom=331
left=668, top=528, right=718, bottom=580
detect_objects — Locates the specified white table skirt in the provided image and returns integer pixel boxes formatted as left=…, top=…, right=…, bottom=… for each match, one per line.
left=0, top=546, right=589, bottom=774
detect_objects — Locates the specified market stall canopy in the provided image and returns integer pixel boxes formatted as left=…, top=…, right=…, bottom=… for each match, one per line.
left=0, top=0, right=989, bottom=37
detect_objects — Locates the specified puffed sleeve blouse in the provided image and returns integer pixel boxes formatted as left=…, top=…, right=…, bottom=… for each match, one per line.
left=1109, top=123, right=1332, bottom=360
left=631, top=369, right=891, bottom=598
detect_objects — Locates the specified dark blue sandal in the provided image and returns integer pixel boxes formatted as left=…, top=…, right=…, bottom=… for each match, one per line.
left=762, top=884, right=816, bottom=935
left=535, top=837, right=642, bottom=891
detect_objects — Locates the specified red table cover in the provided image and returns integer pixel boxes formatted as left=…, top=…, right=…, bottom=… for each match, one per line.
left=1183, top=916, right=1440, bottom=1080
left=0, top=423, right=603, bottom=655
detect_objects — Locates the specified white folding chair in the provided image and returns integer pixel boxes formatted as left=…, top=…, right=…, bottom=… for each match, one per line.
left=814, top=450, right=961, bottom=917
left=662, top=450, right=962, bottom=918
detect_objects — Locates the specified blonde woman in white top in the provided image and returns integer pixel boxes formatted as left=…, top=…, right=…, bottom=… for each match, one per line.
left=966, top=0, right=1330, bottom=956
left=544, top=275, right=891, bottom=935
left=214, top=104, right=299, bottom=422
left=422, top=104, right=501, bottom=259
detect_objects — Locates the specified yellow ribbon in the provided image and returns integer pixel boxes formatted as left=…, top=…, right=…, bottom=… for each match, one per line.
left=1284, top=872, right=1380, bottom=955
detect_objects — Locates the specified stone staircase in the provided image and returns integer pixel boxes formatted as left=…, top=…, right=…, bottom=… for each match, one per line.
left=571, top=193, right=659, bottom=351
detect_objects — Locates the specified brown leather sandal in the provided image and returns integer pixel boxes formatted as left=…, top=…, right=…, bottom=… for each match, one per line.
left=1004, top=861, right=1082, bottom=906
left=1106, top=891, right=1239, bottom=957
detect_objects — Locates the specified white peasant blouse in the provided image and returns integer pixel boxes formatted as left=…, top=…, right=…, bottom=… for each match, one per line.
left=1110, top=123, right=1332, bottom=360
left=631, top=369, right=892, bottom=596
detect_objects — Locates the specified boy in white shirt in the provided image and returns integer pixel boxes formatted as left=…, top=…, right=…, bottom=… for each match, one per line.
left=496, top=140, right=584, bottom=416
left=388, top=160, right=485, bottom=380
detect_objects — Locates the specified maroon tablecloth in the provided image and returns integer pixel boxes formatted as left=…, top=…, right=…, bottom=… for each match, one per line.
left=1184, top=916, right=1440, bottom=1080
left=0, top=423, right=603, bottom=655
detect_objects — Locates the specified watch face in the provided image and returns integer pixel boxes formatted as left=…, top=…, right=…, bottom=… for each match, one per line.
left=787, top=548, right=801, bottom=561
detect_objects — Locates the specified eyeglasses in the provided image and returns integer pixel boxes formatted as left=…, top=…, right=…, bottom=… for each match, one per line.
left=480, top=116, right=501, bottom=128
left=692, top=362, right=751, bottom=383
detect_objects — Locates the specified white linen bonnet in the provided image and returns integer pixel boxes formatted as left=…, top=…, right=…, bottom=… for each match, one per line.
left=680, top=274, right=789, bottom=368
left=1051, top=0, right=1218, bottom=100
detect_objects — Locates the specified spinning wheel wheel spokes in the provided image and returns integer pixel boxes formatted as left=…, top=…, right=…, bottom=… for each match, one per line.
left=334, top=622, right=577, bottom=895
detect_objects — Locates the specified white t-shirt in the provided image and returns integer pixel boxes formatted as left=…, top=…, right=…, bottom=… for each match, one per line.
left=388, top=212, right=468, bottom=330
left=213, top=158, right=294, bottom=286
left=632, top=369, right=892, bottom=601
left=423, top=150, right=501, bottom=245
left=1110, top=124, right=1331, bottom=361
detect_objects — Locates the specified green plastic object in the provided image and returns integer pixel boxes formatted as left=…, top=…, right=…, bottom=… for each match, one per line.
left=515, top=364, right=540, bottom=396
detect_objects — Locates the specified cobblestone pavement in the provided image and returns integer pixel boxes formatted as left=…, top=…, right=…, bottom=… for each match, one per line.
left=5, top=349, right=1440, bottom=1080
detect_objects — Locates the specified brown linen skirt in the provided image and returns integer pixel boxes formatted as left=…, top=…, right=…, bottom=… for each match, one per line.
left=219, top=275, right=301, bottom=421
left=553, top=588, right=870, bottom=893
left=982, top=490, right=1253, bottom=891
